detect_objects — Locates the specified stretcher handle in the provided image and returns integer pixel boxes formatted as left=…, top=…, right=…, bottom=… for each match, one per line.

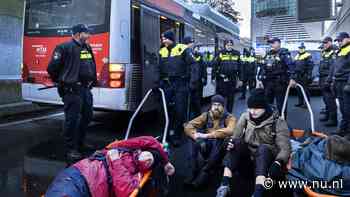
left=125, top=88, right=169, bottom=145
left=281, top=83, right=315, bottom=132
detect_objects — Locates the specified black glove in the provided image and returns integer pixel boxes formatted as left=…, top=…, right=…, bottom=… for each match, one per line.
left=269, top=160, right=284, bottom=179
left=344, top=84, right=350, bottom=93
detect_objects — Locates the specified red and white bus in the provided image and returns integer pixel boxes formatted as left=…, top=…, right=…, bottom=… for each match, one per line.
left=22, top=0, right=223, bottom=111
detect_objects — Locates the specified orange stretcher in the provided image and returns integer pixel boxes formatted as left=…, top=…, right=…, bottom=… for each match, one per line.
left=282, top=83, right=337, bottom=197
left=106, top=88, right=170, bottom=197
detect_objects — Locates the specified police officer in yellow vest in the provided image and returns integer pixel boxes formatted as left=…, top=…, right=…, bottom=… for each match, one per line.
left=259, top=37, right=294, bottom=116
left=239, top=47, right=257, bottom=100
left=319, top=37, right=338, bottom=127
left=331, top=32, right=350, bottom=137
left=47, top=24, right=97, bottom=160
left=183, top=36, right=208, bottom=119
left=212, top=40, right=242, bottom=113
left=157, top=31, right=196, bottom=147
left=203, top=51, right=214, bottom=64
left=292, top=43, right=314, bottom=108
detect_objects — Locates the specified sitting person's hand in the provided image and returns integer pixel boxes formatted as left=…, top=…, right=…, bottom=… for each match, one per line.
left=269, top=160, right=284, bottom=179
left=164, top=162, right=175, bottom=176
left=194, top=132, right=209, bottom=140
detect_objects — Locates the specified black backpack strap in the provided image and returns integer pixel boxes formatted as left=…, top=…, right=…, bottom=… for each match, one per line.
left=88, top=151, right=115, bottom=197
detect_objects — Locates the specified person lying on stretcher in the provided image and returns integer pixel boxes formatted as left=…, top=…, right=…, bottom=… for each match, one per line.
left=45, top=136, right=175, bottom=197
left=216, top=89, right=292, bottom=197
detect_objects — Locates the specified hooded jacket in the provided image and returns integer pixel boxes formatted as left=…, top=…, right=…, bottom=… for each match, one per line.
left=232, top=111, right=291, bottom=163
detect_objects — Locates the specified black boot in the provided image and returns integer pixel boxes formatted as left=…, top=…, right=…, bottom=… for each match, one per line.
left=191, top=171, right=209, bottom=188
left=324, top=113, right=338, bottom=127
left=319, top=113, right=329, bottom=122
left=320, top=108, right=327, bottom=114
left=295, top=103, right=304, bottom=107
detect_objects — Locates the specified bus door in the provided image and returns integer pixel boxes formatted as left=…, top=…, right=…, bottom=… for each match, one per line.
left=140, top=7, right=160, bottom=111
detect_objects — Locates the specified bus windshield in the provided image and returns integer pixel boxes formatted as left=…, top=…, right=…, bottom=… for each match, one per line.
left=25, top=0, right=108, bottom=35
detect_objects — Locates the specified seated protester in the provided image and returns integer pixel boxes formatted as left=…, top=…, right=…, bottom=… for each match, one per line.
left=184, top=95, right=236, bottom=187
left=45, top=136, right=175, bottom=197
left=216, top=89, right=291, bottom=197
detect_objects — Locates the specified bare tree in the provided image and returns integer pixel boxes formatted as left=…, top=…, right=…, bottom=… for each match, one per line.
left=208, top=0, right=240, bottom=22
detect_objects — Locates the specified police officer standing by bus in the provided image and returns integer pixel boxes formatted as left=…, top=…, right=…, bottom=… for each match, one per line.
left=331, top=32, right=350, bottom=137
left=292, top=43, right=314, bottom=108
left=47, top=24, right=97, bottom=160
left=319, top=37, right=338, bottom=127
left=212, top=40, right=242, bottom=113
left=258, top=37, right=294, bottom=115
left=157, top=31, right=196, bottom=147
left=183, top=36, right=207, bottom=119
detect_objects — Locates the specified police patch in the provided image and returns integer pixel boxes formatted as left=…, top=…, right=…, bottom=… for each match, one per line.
left=53, top=51, right=61, bottom=60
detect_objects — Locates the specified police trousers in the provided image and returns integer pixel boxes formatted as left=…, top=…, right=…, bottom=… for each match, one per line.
left=160, top=78, right=189, bottom=137
left=216, top=78, right=237, bottom=113
left=296, top=76, right=311, bottom=105
left=190, top=85, right=203, bottom=119
left=241, top=78, right=256, bottom=97
left=334, top=81, right=350, bottom=134
left=263, top=79, right=288, bottom=116
left=319, top=77, right=337, bottom=116
left=62, top=86, right=93, bottom=151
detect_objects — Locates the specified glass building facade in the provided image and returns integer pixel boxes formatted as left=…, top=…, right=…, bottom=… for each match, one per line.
left=252, top=0, right=296, bottom=17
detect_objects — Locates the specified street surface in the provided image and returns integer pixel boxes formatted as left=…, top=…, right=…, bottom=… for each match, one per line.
left=0, top=95, right=336, bottom=197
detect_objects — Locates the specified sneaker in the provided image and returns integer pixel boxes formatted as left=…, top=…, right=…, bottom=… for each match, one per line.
left=216, top=185, right=230, bottom=197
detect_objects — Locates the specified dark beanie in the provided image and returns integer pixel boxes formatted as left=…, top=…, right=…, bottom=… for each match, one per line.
left=162, top=30, right=175, bottom=42
left=247, top=89, right=268, bottom=109
left=211, top=95, right=225, bottom=106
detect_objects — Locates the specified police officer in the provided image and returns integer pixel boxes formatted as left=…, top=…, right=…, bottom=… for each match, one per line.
left=203, top=51, right=214, bottom=64
left=292, top=43, right=314, bottom=108
left=157, top=31, right=196, bottom=147
left=183, top=37, right=207, bottom=119
left=47, top=24, right=97, bottom=160
left=240, top=47, right=257, bottom=100
left=331, top=32, right=350, bottom=136
left=319, top=37, right=338, bottom=127
left=258, top=37, right=294, bottom=115
left=212, top=40, right=242, bottom=113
